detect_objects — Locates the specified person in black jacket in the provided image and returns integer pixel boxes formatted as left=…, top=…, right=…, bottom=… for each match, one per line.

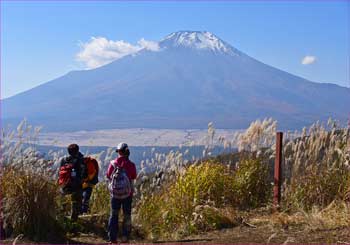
left=60, top=144, right=87, bottom=221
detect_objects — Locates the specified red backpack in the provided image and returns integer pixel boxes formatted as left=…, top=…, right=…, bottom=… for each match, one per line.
left=58, top=164, right=73, bottom=185
left=58, top=160, right=77, bottom=194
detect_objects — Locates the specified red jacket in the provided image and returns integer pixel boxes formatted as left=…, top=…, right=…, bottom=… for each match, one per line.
left=107, top=156, right=137, bottom=181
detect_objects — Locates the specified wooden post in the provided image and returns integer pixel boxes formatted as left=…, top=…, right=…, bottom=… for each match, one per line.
left=273, top=132, right=283, bottom=209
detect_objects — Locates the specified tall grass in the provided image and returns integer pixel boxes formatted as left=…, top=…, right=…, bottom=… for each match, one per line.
left=0, top=120, right=65, bottom=241
left=135, top=162, right=236, bottom=239
left=84, top=117, right=350, bottom=238
left=1, top=166, right=64, bottom=242
left=89, top=182, right=110, bottom=216
left=135, top=157, right=271, bottom=239
left=1, top=118, right=349, bottom=242
left=282, top=119, right=350, bottom=210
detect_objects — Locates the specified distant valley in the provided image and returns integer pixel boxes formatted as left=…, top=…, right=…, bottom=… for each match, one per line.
left=37, top=128, right=239, bottom=147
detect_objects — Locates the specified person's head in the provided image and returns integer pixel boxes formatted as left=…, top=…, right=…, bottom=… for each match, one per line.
left=116, top=142, right=130, bottom=157
left=67, top=143, right=79, bottom=156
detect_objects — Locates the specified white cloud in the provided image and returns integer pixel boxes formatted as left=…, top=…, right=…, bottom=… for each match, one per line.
left=76, top=37, right=160, bottom=69
left=301, top=55, right=317, bottom=65
left=137, top=38, right=160, bottom=51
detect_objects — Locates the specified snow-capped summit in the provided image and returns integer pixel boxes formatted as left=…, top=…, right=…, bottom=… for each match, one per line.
left=160, top=31, right=241, bottom=56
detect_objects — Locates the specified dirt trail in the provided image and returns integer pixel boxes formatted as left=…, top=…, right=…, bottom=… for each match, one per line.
left=69, top=223, right=350, bottom=244
left=3, top=225, right=350, bottom=244
left=3, top=214, right=350, bottom=244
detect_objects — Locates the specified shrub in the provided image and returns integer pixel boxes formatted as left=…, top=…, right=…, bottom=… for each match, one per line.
left=172, top=162, right=234, bottom=207
left=135, top=162, right=236, bottom=239
left=89, top=182, right=110, bottom=215
left=134, top=193, right=166, bottom=239
left=232, top=158, right=271, bottom=208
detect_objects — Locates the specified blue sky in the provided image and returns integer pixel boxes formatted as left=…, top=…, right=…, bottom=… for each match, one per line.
left=1, top=1, right=349, bottom=98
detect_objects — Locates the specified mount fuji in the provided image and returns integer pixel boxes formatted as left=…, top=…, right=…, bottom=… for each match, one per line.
left=3, top=31, right=350, bottom=131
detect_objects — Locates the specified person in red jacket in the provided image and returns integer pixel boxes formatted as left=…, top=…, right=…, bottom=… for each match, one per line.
left=107, top=142, right=137, bottom=243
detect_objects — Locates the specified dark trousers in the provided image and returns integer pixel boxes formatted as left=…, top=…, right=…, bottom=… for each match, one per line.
left=108, top=196, right=132, bottom=241
left=71, top=188, right=82, bottom=221
left=82, top=187, right=93, bottom=213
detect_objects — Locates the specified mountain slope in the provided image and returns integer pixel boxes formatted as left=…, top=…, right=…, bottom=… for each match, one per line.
left=3, top=31, right=350, bottom=131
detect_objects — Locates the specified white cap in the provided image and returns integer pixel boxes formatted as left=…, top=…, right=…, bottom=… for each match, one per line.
left=116, top=142, right=128, bottom=151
